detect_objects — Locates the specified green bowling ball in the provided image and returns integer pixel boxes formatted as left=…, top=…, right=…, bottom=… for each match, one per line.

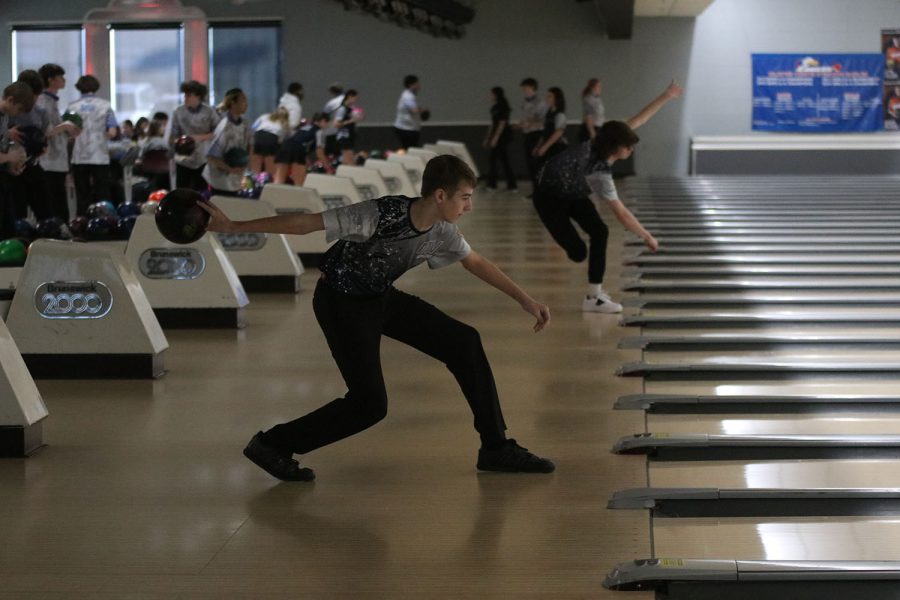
left=0, top=239, right=27, bottom=265
left=223, top=147, right=250, bottom=168
left=62, top=111, right=83, bottom=129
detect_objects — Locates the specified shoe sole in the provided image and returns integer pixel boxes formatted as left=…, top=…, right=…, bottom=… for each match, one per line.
left=476, top=463, right=555, bottom=474
left=243, top=446, right=316, bottom=482
left=582, top=305, right=622, bottom=314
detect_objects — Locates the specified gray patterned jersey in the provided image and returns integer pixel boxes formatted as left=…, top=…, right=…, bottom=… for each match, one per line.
left=536, top=140, right=618, bottom=201
left=320, top=195, right=471, bottom=296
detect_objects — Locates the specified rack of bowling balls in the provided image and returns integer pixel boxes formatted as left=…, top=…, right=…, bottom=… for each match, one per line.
left=0, top=146, right=401, bottom=265
left=0, top=191, right=168, bottom=267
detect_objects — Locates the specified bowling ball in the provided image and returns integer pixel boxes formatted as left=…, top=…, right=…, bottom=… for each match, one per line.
left=116, top=215, right=138, bottom=238
left=88, top=201, right=117, bottom=219
left=155, top=188, right=210, bottom=245
left=174, top=135, right=196, bottom=156
left=256, top=171, right=273, bottom=187
left=14, top=219, right=35, bottom=240
left=223, top=147, right=250, bottom=168
left=0, top=239, right=27, bottom=265
left=351, top=106, right=365, bottom=121
left=141, top=200, right=160, bottom=215
left=61, top=111, right=83, bottom=129
left=19, top=125, right=47, bottom=164
left=35, top=217, right=65, bottom=239
left=86, top=217, right=113, bottom=239
left=420, top=109, right=431, bottom=122
left=68, top=216, right=89, bottom=237
left=354, top=153, right=366, bottom=166
left=148, top=189, right=169, bottom=203
left=117, top=202, right=142, bottom=218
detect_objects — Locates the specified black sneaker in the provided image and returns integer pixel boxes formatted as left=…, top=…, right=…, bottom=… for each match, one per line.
left=243, top=432, right=315, bottom=481
left=477, top=439, right=555, bottom=473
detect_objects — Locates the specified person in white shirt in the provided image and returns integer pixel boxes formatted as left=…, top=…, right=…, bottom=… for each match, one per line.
left=203, top=88, right=252, bottom=195
left=393, top=75, right=428, bottom=150
left=333, top=90, right=362, bottom=167
left=66, top=75, right=118, bottom=216
left=251, top=106, right=290, bottom=175
left=278, top=82, right=304, bottom=130
left=37, top=63, right=80, bottom=220
left=580, top=78, right=606, bottom=141
left=322, top=83, right=344, bottom=157
left=170, top=80, right=220, bottom=191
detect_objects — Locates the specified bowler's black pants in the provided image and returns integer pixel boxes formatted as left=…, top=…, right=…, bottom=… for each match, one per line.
left=523, top=131, right=543, bottom=189
left=44, top=171, right=69, bottom=221
left=176, top=164, right=207, bottom=192
left=72, top=164, right=111, bottom=216
left=533, top=190, right=610, bottom=284
left=264, top=279, right=508, bottom=455
left=487, top=140, right=517, bottom=190
left=393, top=127, right=420, bottom=150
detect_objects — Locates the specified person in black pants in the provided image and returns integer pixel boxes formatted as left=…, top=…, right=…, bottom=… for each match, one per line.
left=393, top=75, right=427, bottom=150
left=533, top=81, right=683, bottom=314
left=170, top=81, right=220, bottom=192
left=200, top=155, right=555, bottom=480
left=0, top=83, right=34, bottom=238
left=483, top=86, right=516, bottom=191
left=532, top=86, right=568, bottom=168
left=8, top=70, right=54, bottom=221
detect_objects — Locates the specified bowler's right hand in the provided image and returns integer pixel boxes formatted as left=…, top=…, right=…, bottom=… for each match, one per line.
left=198, top=200, right=234, bottom=233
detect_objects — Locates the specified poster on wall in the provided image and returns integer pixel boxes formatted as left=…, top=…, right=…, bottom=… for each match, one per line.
left=752, top=54, right=883, bottom=132
left=882, top=29, right=900, bottom=130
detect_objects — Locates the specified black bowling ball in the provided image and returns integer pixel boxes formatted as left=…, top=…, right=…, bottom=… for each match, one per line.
left=19, top=125, right=47, bottom=165
left=155, top=188, right=210, bottom=245
left=86, top=217, right=113, bottom=239
left=35, top=217, right=65, bottom=239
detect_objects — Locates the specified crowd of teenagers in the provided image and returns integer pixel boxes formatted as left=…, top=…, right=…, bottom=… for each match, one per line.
left=0, top=62, right=683, bottom=313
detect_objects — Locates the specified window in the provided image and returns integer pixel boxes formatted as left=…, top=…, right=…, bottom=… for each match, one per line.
left=110, top=25, right=183, bottom=126
left=11, top=27, right=84, bottom=109
left=209, top=23, right=281, bottom=122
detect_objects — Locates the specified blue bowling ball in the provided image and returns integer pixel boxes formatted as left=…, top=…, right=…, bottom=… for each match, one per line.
left=117, top=202, right=142, bottom=218
left=14, top=219, right=36, bottom=240
left=116, top=215, right=138, bottom=238
left=86, top=217, right=113, bottom=239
